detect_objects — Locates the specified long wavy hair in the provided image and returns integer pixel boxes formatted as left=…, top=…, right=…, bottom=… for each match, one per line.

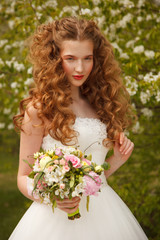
left=13, top=17, right=133, bottom=147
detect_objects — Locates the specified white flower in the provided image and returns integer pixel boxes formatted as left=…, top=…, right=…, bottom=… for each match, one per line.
left=81, top=8, right=92, bottom=15
left=120, top=52, right=129, bottom=59
left=93, top=0, right=101, bottom=5
left=146, top=14, right=152, bottom=21
left=40, top=156, right=52, bottom=169
left=137, top=0, right=145, bottom=8
left=11, top=82, right=18, bottom=88
left=13, top=61, right=25, bottom=72
left=141, top=108, right=153, bottom=118
left=4, top=108, right=11, bottom=114
left=0, top=39, right=8, bottom=48
left=97, top=15, right=106, bottom=28
left=110, top=9, right=120, bottom=17
left=0, top=73, right=5, bottom=78
left=132, top=121, right=140, bottom=134
left=25, top=78, right=34, bottom=86
left=126, top=40, right=135, bottom=48
left=140, top=90, right=151, bottom=104
left=137, top=16, right=143, bottom=22
left=27, top=67, right=33, bottom=74
left=0, top=58, right=4, bottom=65
left=144, top=50, right=155, bottom=59
left=8, top=20, right=15, bottom=29
left=116, top=13, right=132, bottom=28
left=72, top=183, right=84, bottom=197
left=4, top=45, right=12, bottom=52
left=133, top=45, right=144, bottom=54
left=0, top=123, right=5, bottom=129
left=8, top=123, right=14, bottom=130
left=155, top=91, right=160, bottom=102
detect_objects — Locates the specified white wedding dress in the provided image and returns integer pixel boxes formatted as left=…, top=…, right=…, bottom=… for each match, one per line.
left=9, top=118, right=148, bottom=240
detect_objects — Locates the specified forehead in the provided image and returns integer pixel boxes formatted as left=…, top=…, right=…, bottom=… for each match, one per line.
left=60, top=40, right=93, bottom=56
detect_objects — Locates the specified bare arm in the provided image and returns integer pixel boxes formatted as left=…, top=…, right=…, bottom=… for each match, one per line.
left=104, top=132, right=134, bottom=179
left=17, top=105, right=44, bottom=202
left=17, top=105, right=80, bottom=213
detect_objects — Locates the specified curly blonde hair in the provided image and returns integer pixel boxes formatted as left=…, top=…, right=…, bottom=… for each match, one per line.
left=13, top=17, right=133, bottom=147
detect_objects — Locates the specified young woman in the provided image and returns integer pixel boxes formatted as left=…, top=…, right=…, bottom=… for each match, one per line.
left=9, top=17, right=148, bottom=240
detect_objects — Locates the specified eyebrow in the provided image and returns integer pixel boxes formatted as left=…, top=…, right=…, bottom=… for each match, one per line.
left=63, top=54, right=93, bottom=58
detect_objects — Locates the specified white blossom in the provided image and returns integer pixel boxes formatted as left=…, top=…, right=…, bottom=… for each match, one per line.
left=4, top=45, right=12, bottom=52
left=116, top=13, right=133, bottom=28
left=4, top=108, right=11, bottom=114
left=25, top=78, right=34, bottom=86
left=120, top=52, right=129, bottom=59
left=13, top=61, right=25, bottom=72
left=137, top=0, right=145, bottom=8
left=81, top=8, right=92, bottom=16
left=137, top=16, right=143, bottom=22
left=8, top=20, right=15, bottom=29
left=0, top=58, right=4, bottom=65
left=155, top=91, right=160, bottom=102
left=8, top=123, right=14, bottom=130
left=42, top=0, right=58, bottom=8
left=133, top=45, right=144, bottom=54
left=140, top=90, right=151, bottom=104
left=141, top=108, right=153, bottom=118
left=92, top=7, right=101, bottom=15
left=144, top=50, right=155, bottom=59
left=126, top=40, right=135, bottom=48
left=97, top=15, right=106, bottom=28
left=0, top=123, right=5, bottom=129
left=93, top=0, right=101, bottom=5
left=11, top=82, right=18, bottom=88
left=0, top=39, right=8, bottom=48
left=125, top=76, right=138, bottom=96
left=132, top=121, right=143, bottom=134
left=110, top=9, right=120, bottom=17
left=146, top=14, right=152, bottom=21
left=119, top=0, right=134, bottom=7
left=0, top=73, right=5, bottom=78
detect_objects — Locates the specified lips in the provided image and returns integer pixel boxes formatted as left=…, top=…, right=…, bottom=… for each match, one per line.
left=73, top=75, right=84, bottom=80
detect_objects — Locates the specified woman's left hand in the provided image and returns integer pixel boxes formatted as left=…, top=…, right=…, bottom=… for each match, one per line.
left=113, top=132, right=134, bottom=162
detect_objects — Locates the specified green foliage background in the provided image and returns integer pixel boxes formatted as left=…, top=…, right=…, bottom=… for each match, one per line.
left=0, top=0, right=160, bottom=239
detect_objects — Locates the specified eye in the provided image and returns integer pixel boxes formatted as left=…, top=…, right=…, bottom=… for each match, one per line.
left=66, top=57, right=74, bottom=61
left=85, top=57, right=93, bottom=60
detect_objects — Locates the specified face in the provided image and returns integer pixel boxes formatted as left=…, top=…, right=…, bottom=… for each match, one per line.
left=60, top=40, right=94, bottom=88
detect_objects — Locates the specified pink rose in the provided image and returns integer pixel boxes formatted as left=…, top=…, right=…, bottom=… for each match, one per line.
left=64, top=154, right=82, bottom=168
left=60, top=159, right=66, bottom=165
left=55, top=148, right=62, bottom=156
left=63, top=165, right=70, bottom=172
left=83, top=171, right=102, bottom=196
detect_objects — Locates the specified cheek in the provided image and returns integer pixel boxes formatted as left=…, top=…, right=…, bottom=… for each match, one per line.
left=87, top=62, right=93, bottom=74
left=62, top=62, right=72, bottom=75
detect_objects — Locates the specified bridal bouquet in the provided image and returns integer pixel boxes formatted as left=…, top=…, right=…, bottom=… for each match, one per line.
left=26, top=145, right=109, bottom=220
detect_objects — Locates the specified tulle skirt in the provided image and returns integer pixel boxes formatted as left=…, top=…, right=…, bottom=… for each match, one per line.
left=9, top=183, right=148, bottom=240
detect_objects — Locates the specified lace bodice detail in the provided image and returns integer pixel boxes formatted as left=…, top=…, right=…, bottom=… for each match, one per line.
left=42, top=117, right=109, bottom=166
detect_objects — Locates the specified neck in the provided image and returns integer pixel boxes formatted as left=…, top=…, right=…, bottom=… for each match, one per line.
left=71, top=86, right=82, bottom=102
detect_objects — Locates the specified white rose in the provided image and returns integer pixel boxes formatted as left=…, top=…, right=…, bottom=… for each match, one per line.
left=40, top=156, right=52, bottom=169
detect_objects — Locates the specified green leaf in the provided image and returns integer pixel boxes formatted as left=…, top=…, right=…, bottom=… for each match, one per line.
left=23, top=159, right=33, bottom=169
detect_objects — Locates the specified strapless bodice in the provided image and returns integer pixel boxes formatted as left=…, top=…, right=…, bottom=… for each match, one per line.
left=41, top=117, right=109, bottom=166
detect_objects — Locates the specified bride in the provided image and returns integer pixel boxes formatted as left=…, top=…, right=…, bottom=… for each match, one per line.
left=10, top=17, right=148, bottom=239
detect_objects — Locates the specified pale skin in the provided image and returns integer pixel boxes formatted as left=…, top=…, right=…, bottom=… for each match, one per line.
left=17, top=40, right=134, bottom=215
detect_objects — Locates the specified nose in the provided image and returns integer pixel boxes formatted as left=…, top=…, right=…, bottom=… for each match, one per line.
left=75, top=60, right=83, bottom=73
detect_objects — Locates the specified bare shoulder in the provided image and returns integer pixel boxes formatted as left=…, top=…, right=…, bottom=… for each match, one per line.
left=22, top=102, right=45, bottom=135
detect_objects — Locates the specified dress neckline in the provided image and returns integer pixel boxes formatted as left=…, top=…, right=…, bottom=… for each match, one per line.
left=43, top=117, right=106, bottom=139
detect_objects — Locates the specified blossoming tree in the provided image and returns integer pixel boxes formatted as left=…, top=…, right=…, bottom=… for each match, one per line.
left=0, top=0, right=160, bottom=238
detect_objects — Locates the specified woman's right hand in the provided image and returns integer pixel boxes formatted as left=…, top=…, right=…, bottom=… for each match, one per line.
left=56, top=197, right=81, bottom=214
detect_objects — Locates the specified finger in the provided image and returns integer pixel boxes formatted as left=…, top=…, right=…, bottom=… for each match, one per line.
left=58, top=204, right=79, bottom=214
left=56, top=198, right=80, bottom=207
left=119, top=132, right=124, bottom=145
left=125, top=142, right=134, bottom=155
left=121, top=139, right=132, bottom=154
left=120, top=136, right=128, bottom=152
